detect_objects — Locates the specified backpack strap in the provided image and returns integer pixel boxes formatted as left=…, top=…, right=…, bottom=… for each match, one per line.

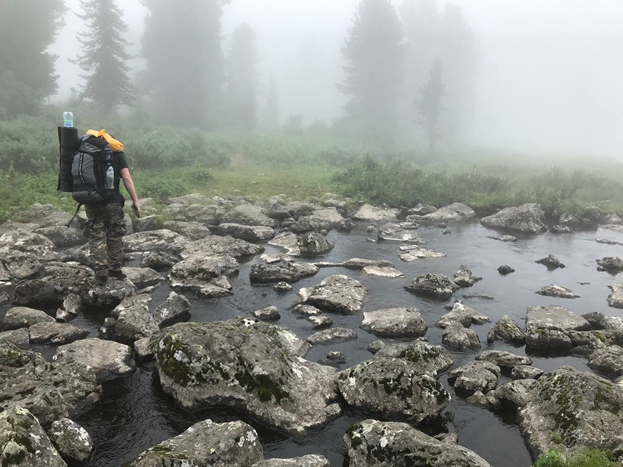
left=66, top=203, right=83, bottom=228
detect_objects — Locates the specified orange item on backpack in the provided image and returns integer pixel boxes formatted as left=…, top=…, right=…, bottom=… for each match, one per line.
left=86, top=129, right=124, bottom=152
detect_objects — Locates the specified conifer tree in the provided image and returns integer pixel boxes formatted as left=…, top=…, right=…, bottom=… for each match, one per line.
left=416, top=59, right=446, bottom=153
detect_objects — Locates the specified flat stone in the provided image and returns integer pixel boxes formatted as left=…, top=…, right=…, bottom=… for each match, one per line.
left=0, top=328, right=30, bottom=348
left=362, top=265, right=404, bottom=278
left=307, top=327, right=358, bottom=346
left=420, top=202, right=476, bottom=223
left=536, top=284, right=580, bottom=299
left=218, top=223, right=276, bottom=242
left=221, top=204, right=275, bottom=227
left=162, top=221, right=211, bottom=240
left=2, top=306, right=55, bottom=331
left=293, top=304, right=323, bottom=317
left=399, top=245, right=446, bottom=262
left=378, top=223, right=421, bottom=243
left=405, top=273, right=459, bottom=298
left=49, top=418, right=93, bottom=463
left=476, top=350, right=532, bottom=369
left=305, top=275, right=367, bottom=315
left=491, top=235, right=518, bottom=242
left=28, top=322, right=89, bottom=345
left=448, top=361, right=501, bottom=394
left=353, top=204, right=399, bottom=222
left=525, top=306, right=591, bottom=350
left=250, top=261, right=319, bottom=283
left=269, top=232, right=301, bottom=256
left=436, top=302, right=490, bottom=328
left=375, top=340, right=453, bottom=377
left=360, top=307, right=428, bottom=338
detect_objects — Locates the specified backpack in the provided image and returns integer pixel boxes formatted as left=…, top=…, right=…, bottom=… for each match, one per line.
left=71, top=134, right=115, bottom=205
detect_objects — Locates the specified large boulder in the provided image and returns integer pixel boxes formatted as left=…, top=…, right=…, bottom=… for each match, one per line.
left=0, top=251, right=42, bottom=280
left=250, top=261, right=319, bottom=283
left=0, top=229, right=58, bottom=261
left=0, top=406, right=67, bottom=467
left=481, top=203, right=547, bottom=234
left=162, top=220, right=211, bottom=240
left=344, top=419, right=492, bottom=467
left=125, top=419, right=263, bottom=466
left=374, top=339, right=453, bottom=377
left=297, top=232, right=334, bottom=258
left=287, top=216, right=332, bottom=234
left=33, top=225, right=85, bottom=248
left=608, top=284, right=623, bottom=309
left=519, top=366, right=623, bottom=460
left=150, top=319, right=341, bottom=437
left=337, top=357, right=450, bottom=423
left=170, top=254, right=238, bottom=298
left=112, top=294, right=158, bottom=343
left=360, top=308, right=428, bottom=338
left=123, top=230, right=189, bottom=255
left=181, top=236, right=264, bottom=260
left=252, top=454, right=330, bottom=467
left=304, top=275, right=367, bottom=315
left=2, top=306, right=54, bottom=331
left=405, top=274, right=459, bottom=299
left=420, top=202, right=476, bottom=223
left=85, top=277, right=136, bottom=309
left=53, top=338, right=136, bottom=381
left=525, top=306, right=591, bottom=351
left=48, top=418, right=93, bottom=463
left=353, top=204, right=400, bottom=222
left=222, top=204, right=275, bottom=227
left=448, top=361, right=501, bottom=394
left=12, top=204, right=79, bottom=229
left=28, top=322, right=88, bottom=345
left=218, top=223, right=275, bottom=242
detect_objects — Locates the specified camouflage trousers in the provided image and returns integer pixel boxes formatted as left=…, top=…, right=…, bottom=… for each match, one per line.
left=84, top=202, right=127, bottom=272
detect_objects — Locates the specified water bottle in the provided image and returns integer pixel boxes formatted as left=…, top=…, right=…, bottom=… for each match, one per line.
left=105, top=164, right=114, bottom=190
left=63, top=111, right=74, bottom=128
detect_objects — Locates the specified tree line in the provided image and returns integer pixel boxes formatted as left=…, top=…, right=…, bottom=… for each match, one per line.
left=0, top=0, right=475, bottom=151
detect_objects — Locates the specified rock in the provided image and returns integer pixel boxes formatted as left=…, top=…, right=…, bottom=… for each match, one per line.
left=344, top=419, right=492, bottom=467
left=297, top=232, right=334, bottom=258
left=362, top=265, right=404, bottom=278
left=342, top=258, right=396, bottom=270
left=481, top=203, right=547, bottom=234
left=306, top=315, right=332, bottom=330
left=360, top=307, right=428, bottom=338
left=253, top=306, right=281, bottom=322
left=0, top=229, right=58, bottom=261
left=28, top=322, right=88, bottom=345
left=442, top=323, right=481, bottom=350
left=608, top=284, right=623, bottom=308
left=498, top=265, right=515, bottom=275
left=596, top=238, right=623, bottom=246
left=550, top=224, right=573, bottom=234
left=487, top=315, right=526, bottom=344
left=151, top=319, right=341, bottom=437
left=170, top=255, right=238, bottom=298
left=536, top=254, right=566, bottom=270
left=113, top=294, right=158, bottom=342
left=0, top=328, right=30, bottom=348
left=307, top=327, right=358, bottom=345
left=476, top=350, right=532, bottom=369
left=597, top=257, right=623, bottom=273
left=269, top=232, right=301, bottom=256
left=311, top=207, right=346, bottom=227
left=378, top=223, right=421, bottom=243
left=448, top=361, right=501, bottom=394
left=123, top=230, right=188, bottom=255
left=13, top=203, right=80, bottom=229
left=338, top=358, right=450, bottom=423
left=169, top=193, right=216, bottom=205
left=273, top=282, right=293, bottom=292
left=136, top=215, right=165, bottom=232
left=133, top=337, right=154, bottom=361
left=405, top=274, right=459, bottom=299
left=293, top=304, right=323, bottom=317
left=0, top=406, right=67, bottom=467
left=222, top=204, right=275, bottom=227
left=367, top=341, right=385, bottom=355
left=153, top=291, right=191, bottom=327
left=375, top=340, right=453, bottom=377
left=487, top=379, right=540, bottom=409
left=408, top=203, right=438, bottom=216
left=519, top=366, right=623, bottom=460
left=162, top=221, right=211, bottom=240
left=125, top=419, right=263, bottom=466
left=512, top=365, right=544, bottom=380
left=54, top=338, right=136, bottom=381
left=218, top=223, right=276, bottom=242
left=33, top=225, right=85, bottom=248
left=252, top=455, right=330, bottom=467
left=421, top=202, right=476, bottom=223
left=353, top=204, right=400, bottom=222
left=399, top=245, right=446, bottom=262
left=560, top=213, right=581, bottom=227
left=48, top=418, right=93, bottom=463
left=582, top=311, right=608, bottom=330
left=182, top=204, right=220, bottom=225
left=305, top=275, right=366, bottom=314
left=0, top=251, right=42, bottom=280
left=2, top=306, right=55, bottom=331
left=181, top=236, right=264, bottom=260
left=491, top=235, right=518, bottom=242
left=536, top=284, right=580, bottom=299
left=436, top=302, right=490, bottom=328
left=588, top=345, right=623, bottom=376
left=250, top=262, right=319, bottom=283
left=140, top=250, right=180, bottom=271
left=56, top=294, right=83, bottom=322
left=85, top=277, right=136, bottom=310
left=434, top=432, right=459, bottom=444
left=526, top=305, right=591, bottom=351
left=122, top=267, right=164, bottom=289
left=288, top=216, right=332, bottom=234
left=453, top=266, right=482, bottom=287
left=326, top=351, right=345, bottom=361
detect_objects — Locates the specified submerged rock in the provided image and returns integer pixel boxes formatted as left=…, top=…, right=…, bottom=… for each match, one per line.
left=420, top=203, right=476, bottom=223
left=405, top=274, right=459, bottom=299
left=487, top=315, right=527, bottom=345
left=481, top=203, right=547, bottom=234
left=609, top=284, right=623, bottom=308
left=498, top=264, right=515, bottom=275
left=453, top=266, right=482, bottom=287
left=48, top=418, right=93, bottom=463
left=305, top=275, right=367, bottom=315
left=360, top=307, right=428, bottom=338
left=337, top=358, right=450, bottom=423
left=273, top=282, right=293, bottom=293
left=536, top=254, right=566, bottom=270
left=436, top=302, right=490, bottom=328
left=250, top=261, right=319, bottom=283
left=375, top=339, right=453, bottom=377
left=536, top=284, right=580, bottom=299
left=344, top=419, right=492, bottom=467
left=125, top=419, right=263, bottom=466
left=150, top=319, right=341, bottom=437
left=448, top=361, right=501, bottom=394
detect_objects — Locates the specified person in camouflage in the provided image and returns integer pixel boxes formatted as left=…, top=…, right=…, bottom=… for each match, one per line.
left=84, top=150, right=141, bottom=285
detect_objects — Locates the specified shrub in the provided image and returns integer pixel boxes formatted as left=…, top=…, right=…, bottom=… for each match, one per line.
left=534, top=448, right=618, bottom=467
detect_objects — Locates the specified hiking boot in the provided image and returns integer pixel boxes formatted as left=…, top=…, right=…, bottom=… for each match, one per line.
left=109, top=269, right=127, bottom=280
left=95, top=269, right=108, bottom=286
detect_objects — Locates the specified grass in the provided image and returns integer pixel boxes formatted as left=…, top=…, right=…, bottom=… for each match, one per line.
left=533, top=448, right=619, bottom=467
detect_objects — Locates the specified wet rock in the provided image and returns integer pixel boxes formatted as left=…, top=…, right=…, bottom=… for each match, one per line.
left=56, top=294, right=83, bottom=322
left=344, top=420, right=491, bottom=467
left=596, top=238, right=623, bottom=246
left=288, top=216, right=332, bottom=234
left=326, top=350, right=345, bottom=361
left=140, top=250, right=180, bottom=271
left=182, top=235, right=264, bottom=260
left=307, top=327, right=357, bottom=345
left=2, top=306, right=55, bottom=331
left=442, top=323, right=481, bottom=350
left=526, top=305, right=590, bottom=351
left=0, top=406, right=67, bottom=467
left=338, top=358, right=450, bottom=423
left=538, top=284, right=581, bottom=299
left=362, top=265, right=404, bottom=278
left=487, top=379, right=540, bottom=409
left=48, top=418, right=93, bottom=463
left=54, top=338, right=136, bottom=381
left=0, top=229, right=58, bottom=261
left=28, top=322, right=88, bottom=345
left=0, top=251, right=42, bottom=280
left=273, top=282, right=293, bottom=292
left=435, top=432, right=459, bottom=444
left=491, top=235, right=518, bottom=242
left=133, top=337, right=154, bottom=361
left=408, top=203, right=438, bottom=216
left=151, top=319, right=341, bottom=437
left=360, top=307, right=427, bottom=338
left=218, top=223, right=276, bottom=242
left=476, top=350, right=532, bottom=369
left=253, top=455, right=329, bottom=467
left=608, top=284, right=623, bottom=308
left=153, top=291, right=191, bottom=327
left=481, top=203, right=547, bottom=234
left=304, top=275, right=366, bottom=315
left=582, top=311, right=608, bottom=330
left=269, top=232, right=301, bottom=256
left=162, top=220, right=211, bottom=240
left=448, top=361, right=501, bottom=394
left=222, top=204, right=275, bottom=227
left=123, top=230, right=188, bottom=255
left=597, top=256, right=623, bottom=273
left=170, top=255, right=238, bottom=298
left=550, top=224, right=573, bottom=234
left=399, top=245, right=446, bottom=262
left=436, top=302, right=490, bottom=328
left=250, top=261, right=319, bottom=283
left=126, top=419, right=263, bottom=466
left=453, top=266, right=482, bottom=288
left=367, top=340, right=385, bottom=354
left=253, top=306, right=281, bottom=322
left=375, top=340, right=453, bottom=377
left=405, top=273, right=459, bottom=299
left=297, top=232, right=334, bottom=258
left=519, top=366, right=623, bottom=460
left=307, top=315, right=333, bottom=330
left=33, top=225, right=85, bottom=248
left=113, top=294, right=158, bottom=342
left=293, top=304, right=323, bottom=317
left=378, top=223, right=421, bottom=243
left=588, top=345, right=623, bottom=376
left=122, top=267, right=164, bottom=289
left=420, top=202, right=476, bottom=223
left=536, top=254, right=566, bottom=270
left=487, top=315, right=527, bottom=344
left=341, top=258, right=396, bottom=270
left=560, top=213, right=581, bottom=227
left=498, top=264, right=515, bottom=275
left=512, top=365, right=544, bottom=380
left=0, top=328, right=30, bottom=348
left=353, top=204, right=400, bottom=222
left=85, top=278, right=136, bottom=310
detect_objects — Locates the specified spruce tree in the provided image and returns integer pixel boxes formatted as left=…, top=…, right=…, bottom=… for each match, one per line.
left=338, top=0, right=405, bottom=144
left=263, top=75, right=279, bottom=129
left=73, top=0, right=134, bottom=115
left=0, top=0, right=65, bottom=117
left=226, top=23, right=259, bottom=130
left=416, top=59, right=446, bottom=153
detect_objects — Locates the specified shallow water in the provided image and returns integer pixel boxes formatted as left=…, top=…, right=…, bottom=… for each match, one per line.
left=1, top=220, right=622, bottom=466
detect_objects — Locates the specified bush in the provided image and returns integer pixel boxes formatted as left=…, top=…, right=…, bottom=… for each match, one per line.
left=534, top=448, right=618, bottom=467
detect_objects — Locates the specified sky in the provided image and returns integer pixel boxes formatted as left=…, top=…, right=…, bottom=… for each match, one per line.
left=51, top=0, right=623, bottom=159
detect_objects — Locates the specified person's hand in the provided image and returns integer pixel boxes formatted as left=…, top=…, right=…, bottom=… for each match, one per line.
left=132, top=203, right=141, bottom=218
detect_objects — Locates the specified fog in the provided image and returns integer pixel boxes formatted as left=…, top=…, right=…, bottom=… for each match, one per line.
left=50, top=0, right=623, bottom=158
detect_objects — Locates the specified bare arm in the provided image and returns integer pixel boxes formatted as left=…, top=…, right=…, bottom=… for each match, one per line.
left=120, top=168, right=141, bottom=218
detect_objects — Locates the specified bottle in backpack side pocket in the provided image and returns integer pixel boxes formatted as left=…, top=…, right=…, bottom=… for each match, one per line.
left=105, top=163, right=114, bottom=190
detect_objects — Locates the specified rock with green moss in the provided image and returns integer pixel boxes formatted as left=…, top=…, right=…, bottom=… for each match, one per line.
left=448, top=361, right=501, bottom=394
left=337, top=357, right=450, bottom=423
left=375, top=339, right=453, bottom=377
left=405, top=274, right=459, bottom=299
left=0, top=406, right=67, bottom=466
left=48, top=418, right=93, bottom=463
left=487, top=315, right=526, bottom=344
left=124, top=419, right=263, bottom=466
left=519, top=366, right=623, bottom=461
left=251, top=454, right=330, bottom=466
left=0, top=340, right=43, bottom=368
left=150, top=318, right=341, bottom=437
left=344, top=419, right=492, bottom=467
left=304, top=275, right=366, bottom=315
